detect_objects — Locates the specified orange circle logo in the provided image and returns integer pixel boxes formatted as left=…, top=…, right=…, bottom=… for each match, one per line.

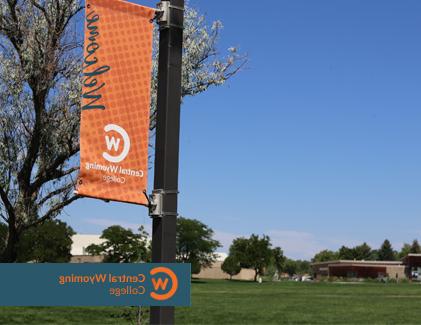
left=150, top=267, right=178, bottom=301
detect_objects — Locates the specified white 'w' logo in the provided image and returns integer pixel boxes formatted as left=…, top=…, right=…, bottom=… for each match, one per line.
left=105, top=136, right=121, bottom=152
left=102, top=124, right=131, bottom=163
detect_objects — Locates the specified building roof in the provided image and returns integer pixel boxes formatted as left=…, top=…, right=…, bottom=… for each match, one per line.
left=402, top=254, right=421, bottom=266
left=328, top=263, right=405, bottom=269
left=312, top=260, right=403, bottom=267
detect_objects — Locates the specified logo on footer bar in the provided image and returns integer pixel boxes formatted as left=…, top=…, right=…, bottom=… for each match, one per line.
left=150, top=267, right=178, bottom=301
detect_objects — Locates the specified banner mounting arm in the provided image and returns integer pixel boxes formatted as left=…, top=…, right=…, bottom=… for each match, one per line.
left=147, top=189, right=179, bottom=218
left=155, top=1, right=184, bottom=29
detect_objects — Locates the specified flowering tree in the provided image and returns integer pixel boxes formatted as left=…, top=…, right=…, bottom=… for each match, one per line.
left=0, top=0, right=246, bottom=262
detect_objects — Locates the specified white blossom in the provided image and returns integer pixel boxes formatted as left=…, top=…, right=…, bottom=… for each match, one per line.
left=0, top=1, right=246, bottom=261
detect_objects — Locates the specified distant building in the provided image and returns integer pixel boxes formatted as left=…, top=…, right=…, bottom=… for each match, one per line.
left=402, top=254, right=421, bottom=278
left=194, top=261, right=256, bottom=281
left=71, top=255, right=104, bottom=263
left=70, top=235, right=248, bottom=279
left=194, top=253, right=256, bottom=281
left=70, top=234, right=104, bottom=263
left=312, top=260, right=406, bottom=280
left=312, top=255, right=421, bottom=280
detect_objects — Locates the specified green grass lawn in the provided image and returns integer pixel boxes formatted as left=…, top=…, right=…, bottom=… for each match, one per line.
left=1, top=280, right=421, bottom=324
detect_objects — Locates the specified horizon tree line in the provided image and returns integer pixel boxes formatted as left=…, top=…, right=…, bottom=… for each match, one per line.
left=312, top=239, right=421, bottom=263
left=2, top=212, right=419, bottom=282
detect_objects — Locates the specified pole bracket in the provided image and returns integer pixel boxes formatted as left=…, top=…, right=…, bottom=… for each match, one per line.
left=156, top=1, right=184, bottom=29
left=148, top=189, right=179, bottom=218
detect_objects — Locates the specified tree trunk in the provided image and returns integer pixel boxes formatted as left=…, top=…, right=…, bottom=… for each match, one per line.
left=136, top=305, right=142, bottom=325
left=254, top=269, right=258, bottom=282
left=0, top=225, right=19, bottom=262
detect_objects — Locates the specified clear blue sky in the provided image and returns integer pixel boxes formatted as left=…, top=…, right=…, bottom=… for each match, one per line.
left=64, top=0, right=421, bottom=259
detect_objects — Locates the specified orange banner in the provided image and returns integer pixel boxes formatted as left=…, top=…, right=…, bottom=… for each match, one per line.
left=76, top=0, right=155, bottom=205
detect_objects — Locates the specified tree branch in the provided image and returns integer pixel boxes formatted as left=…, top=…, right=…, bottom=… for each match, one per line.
left=31, top=156, right=79, bottom=193
left=30, top=0, right=52, bottom=26
left=37, top=182, right=75, bottom=207
left=24, top=195, right=79, bottom=230
left=0, top=208, right=8, bottom=223
left=62, top=5, right=84, bottom=33
left=0, top=184, right=14, bottom=222
left=17, top=92, right=44, bottom=193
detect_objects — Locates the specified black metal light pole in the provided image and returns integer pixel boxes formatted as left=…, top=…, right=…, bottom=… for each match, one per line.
left=150, top=0, right=184, bottom=324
